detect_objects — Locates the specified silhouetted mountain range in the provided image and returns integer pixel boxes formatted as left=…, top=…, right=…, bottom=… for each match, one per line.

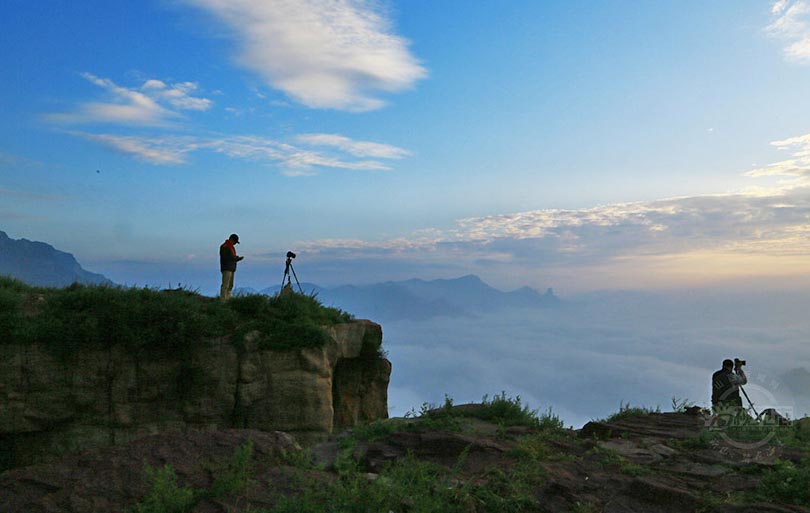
left=0, top=230, right=111, bottom=287
left=238, top=274, right=559, bottom=321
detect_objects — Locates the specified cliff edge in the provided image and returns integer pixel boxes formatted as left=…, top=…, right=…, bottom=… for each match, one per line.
left=0, top=279, right=391, bottom=471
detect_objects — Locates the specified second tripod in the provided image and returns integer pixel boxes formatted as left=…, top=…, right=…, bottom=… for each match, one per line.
left=281, top=251, right=303, bottom=293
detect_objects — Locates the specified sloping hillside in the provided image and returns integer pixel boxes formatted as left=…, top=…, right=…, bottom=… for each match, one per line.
left=3, top=399, right=810, bottom=513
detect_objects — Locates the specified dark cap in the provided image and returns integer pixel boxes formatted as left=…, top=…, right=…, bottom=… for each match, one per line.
left=229, top=233, right=240, bottom=244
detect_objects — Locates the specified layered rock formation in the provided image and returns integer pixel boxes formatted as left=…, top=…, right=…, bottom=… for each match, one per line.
left=0, top=320, right=390, bottom=471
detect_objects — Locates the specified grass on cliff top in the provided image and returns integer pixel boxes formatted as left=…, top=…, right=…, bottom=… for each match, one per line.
left=345, top=393, right=565, bottom=446
left=0, top=276, right=354, bottom=359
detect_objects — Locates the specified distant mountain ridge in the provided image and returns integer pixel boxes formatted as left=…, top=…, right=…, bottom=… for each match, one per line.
left=238, top=274, right=559, bottom=322
left=0, top=230, right=111, bottom=287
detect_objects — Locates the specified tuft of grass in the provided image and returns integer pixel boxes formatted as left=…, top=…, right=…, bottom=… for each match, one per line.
left=131, top=464, right=196, bottom=513
left=229, top=292, right=353, bottom=351
left=671, top=396, right=696, bottom=412
left=473, top=392, right=547, bottom=428
left=420, top=392, right=563, bottom=431
left=602, top=401, right=661, bottom=423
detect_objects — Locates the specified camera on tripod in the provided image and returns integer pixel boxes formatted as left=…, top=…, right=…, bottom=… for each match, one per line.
left=281, top=250, right=303, bottom=293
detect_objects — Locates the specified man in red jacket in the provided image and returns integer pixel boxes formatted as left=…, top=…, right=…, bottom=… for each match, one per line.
left=219, top=233, right=244, bottom=300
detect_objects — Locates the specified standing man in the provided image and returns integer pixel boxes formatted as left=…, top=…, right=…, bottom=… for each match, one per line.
left=220, top=233, right=244, bottom=300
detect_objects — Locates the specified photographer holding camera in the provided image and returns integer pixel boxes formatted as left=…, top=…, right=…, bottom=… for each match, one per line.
left=711, top=358, right=748, bottom=414
left=219, top=233, right=244, bottom=300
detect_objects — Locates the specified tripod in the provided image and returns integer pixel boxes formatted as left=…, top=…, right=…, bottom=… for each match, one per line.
left=281, top=254, right=303, bottom=293
left=739, top=385, right=759, bottom=418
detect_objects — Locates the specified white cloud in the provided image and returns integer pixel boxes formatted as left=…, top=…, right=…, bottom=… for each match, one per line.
left=74, top=133, right=198, bottom=164
left=745, top=131, right=810, bottom=183
left=766, top=1, right=810, bottom=63
left=297, top=133, right=411, bottom=159
left=71, top=131, right=409, bottom=173
left=181, top=0, right=426, bottom=111
left=141, top=80, right=212, bottom=111
left=47, top=73, right=212, bottom=126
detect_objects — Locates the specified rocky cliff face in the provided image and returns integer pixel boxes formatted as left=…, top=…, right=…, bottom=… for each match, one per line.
left=0, top=320, right=390, bottom=471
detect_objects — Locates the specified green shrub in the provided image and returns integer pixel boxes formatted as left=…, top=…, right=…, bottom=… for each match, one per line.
left=210, top=440, right=254, bottom=497
left=229, top=292, right=353, bottom=351
left=469, top=392, right=542, bottom=428
left=132, top=464, right=196, bottom=513
left=755, top=459, right=810, bottom=506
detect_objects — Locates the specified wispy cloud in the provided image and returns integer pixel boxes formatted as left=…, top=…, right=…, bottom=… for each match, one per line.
left=297, top=133, right=411, bottom=159
left=767, top=0, right=810, bottom=63
left=181, top=0, right=426, bottom=111
left=72, top=133, right=199, bottom=164
left=72, top=131, right=409, bottom=173
left=46, top=73, right=212, bottom=126
left=746, top=132, right=810, bottom=185
left=141, top=79, right=212, bottom=111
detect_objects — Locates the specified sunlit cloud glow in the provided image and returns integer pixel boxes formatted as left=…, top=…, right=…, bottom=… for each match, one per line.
left=296, top=134, right=810, bottom=289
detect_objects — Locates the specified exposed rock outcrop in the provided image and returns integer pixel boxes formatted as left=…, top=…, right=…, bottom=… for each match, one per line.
left=4, top=411, right=810, bottom=513
left=0, top=320, right=390, bottom=470
left=0, top=429, right=298, bottom=513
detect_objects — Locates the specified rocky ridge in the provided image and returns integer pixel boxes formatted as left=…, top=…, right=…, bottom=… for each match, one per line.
left=3, top=408, right=810, bottom=512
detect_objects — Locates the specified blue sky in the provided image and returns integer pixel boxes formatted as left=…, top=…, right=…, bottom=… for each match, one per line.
left=2, top=0, right=810, bottom=294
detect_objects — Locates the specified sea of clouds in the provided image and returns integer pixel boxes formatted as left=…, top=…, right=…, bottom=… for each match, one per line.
left=383, top=289, right=810, bottom=428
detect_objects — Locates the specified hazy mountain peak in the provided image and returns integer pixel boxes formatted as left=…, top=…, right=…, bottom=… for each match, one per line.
left=0, top=230, right=111, bottom=287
